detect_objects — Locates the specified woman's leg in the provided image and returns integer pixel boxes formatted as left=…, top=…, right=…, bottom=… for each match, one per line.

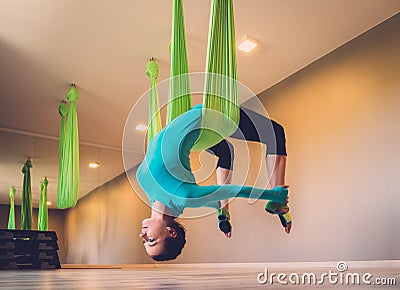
left=231, top=107, right=287, bottom=157
left=232, top=107, right=292, bottom=233
left=266, top=154, right=292, bottom=233
left=266, top=154, right=286, bottom=188
left=207, top=107, right=291, bottom=233
left=217, top=167, right=232, bottom=207
left=216, top=167, right=232, bottom=238
left=207, top=140, right=234, bottom=237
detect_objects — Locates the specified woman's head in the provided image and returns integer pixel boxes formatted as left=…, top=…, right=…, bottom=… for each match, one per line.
left=140, top=218, right=186, bottom=261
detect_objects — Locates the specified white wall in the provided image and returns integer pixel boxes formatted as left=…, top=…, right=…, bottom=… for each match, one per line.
left=62, top=14, right=400, bottom=264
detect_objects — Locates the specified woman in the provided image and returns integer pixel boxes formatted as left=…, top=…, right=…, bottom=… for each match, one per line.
left=137, top=105, right=289, bottom=261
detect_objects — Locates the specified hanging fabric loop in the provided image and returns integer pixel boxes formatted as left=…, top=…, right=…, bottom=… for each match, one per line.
left=146, top=60, right=163, bottom=142
left=58, top=101, right=68, bottom=175
left=166, top=0, right=192, bottom=124
left=38, top=177, right=49, bottom=231
left=57, top=85, right=80, bottom=209
left=148, top=0, right=239, bottom=151
left=8, top=186, right=16, bottom=230
left=21, top=158, right=33, bottom=230
left=192, top=0, right=239, bottom=151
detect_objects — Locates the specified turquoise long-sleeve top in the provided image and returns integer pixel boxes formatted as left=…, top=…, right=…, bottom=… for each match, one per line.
left=136, top=105, right=288, bottom=217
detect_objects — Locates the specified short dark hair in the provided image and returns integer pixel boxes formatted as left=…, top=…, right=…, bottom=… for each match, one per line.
left=151, top=220, right=186, bottom=261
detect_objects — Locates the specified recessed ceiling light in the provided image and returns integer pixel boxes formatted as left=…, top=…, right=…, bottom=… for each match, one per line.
left=89, top=162, right=100, bottom=169
left=136, top=124, right=148, bottom=131
left=237, top=35, right=258, bottom=53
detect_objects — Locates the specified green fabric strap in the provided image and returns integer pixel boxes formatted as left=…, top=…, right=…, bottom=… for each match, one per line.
left=57, top=85, right=80, bottom=209
left=58, top=101, right=68, bottom=207
left=38, top=177, right=49, bottom=231
left=166, top=0, right=192, bottom=125
left=21, top=158, right=33, bottom=230
left=146, top=60, right=162, bottom=142
left=150, top=0, right=239, bottom=150
left=193, top=0, right=239, bottom=151
left=7, top=186, right=16, bottom=230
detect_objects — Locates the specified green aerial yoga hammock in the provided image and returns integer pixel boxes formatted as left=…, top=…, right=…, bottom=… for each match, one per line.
left=146, top=60, right=162, bottom=142
left=166, top=0, right=192, bottom=125
left=8, top=186, right=16, bottom=230
left=146, top=0, right=192, bottom=140
left=21, top=158, right=33, bottom=230
left=146, top=0, right=239, bottom=150
left=38, top=177, right=49, bottom=231
left=161, top=0, right=239, bottom=151
left=57, top=85, right=80, bottom=209
left=193, top=0, right=239, bottom=151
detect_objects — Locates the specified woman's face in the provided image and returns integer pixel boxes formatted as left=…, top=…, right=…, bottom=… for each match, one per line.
left=139, top=218, right=171, bottom=256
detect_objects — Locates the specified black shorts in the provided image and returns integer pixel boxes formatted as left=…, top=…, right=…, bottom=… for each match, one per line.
left=207, top=107, right=287, bottom=170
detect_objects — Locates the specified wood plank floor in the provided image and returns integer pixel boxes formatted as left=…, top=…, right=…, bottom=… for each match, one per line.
left=0, top=262, right=398, bottom=289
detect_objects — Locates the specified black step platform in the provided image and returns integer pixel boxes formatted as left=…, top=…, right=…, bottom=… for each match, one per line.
left=0, top=229, right=61, bottom=269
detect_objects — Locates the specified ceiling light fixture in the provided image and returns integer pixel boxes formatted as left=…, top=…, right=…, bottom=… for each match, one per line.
left=89, top=162, right=100, bottom=169
left=237, top=35, right=258, bottom=53
left=136, top=124, right=148, bottom=131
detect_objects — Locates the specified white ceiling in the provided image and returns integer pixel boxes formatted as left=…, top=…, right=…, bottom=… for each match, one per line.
left=0, top=0, right=399, bottom=208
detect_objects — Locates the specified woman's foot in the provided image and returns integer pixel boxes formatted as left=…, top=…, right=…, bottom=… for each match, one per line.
left=217, top=208, right=232, bottom=238
left=265, top=201, right=292, bottom=234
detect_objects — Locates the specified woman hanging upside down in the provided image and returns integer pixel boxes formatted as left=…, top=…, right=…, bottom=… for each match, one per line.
left=208, top=107, right=292, bottom=238
left=137, top=104, right=290, bottom=261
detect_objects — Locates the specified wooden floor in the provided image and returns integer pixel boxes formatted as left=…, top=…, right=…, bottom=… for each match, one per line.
left=0, top=262, right=398, bottom=289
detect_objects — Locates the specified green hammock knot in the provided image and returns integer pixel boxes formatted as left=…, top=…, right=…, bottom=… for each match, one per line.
left=25, top=158, right=32, bottom=169
left=9, top=186, right=16, bottom=198
left=146, top=61, right=159, bottom=81
left=66, top=86, right=79, bottom=103
left=22, top=158, right=32, bottom=173
left=59, top=101, right=69, bottom=117
left=41, top=177, right=49, bottom=190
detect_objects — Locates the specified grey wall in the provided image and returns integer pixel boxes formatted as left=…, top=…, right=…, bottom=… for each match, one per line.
left=62, top=14, right=400, bottom=264
left=63, top=170, right=153, bottom=264
left=252, top=13, right=400, bottom=261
